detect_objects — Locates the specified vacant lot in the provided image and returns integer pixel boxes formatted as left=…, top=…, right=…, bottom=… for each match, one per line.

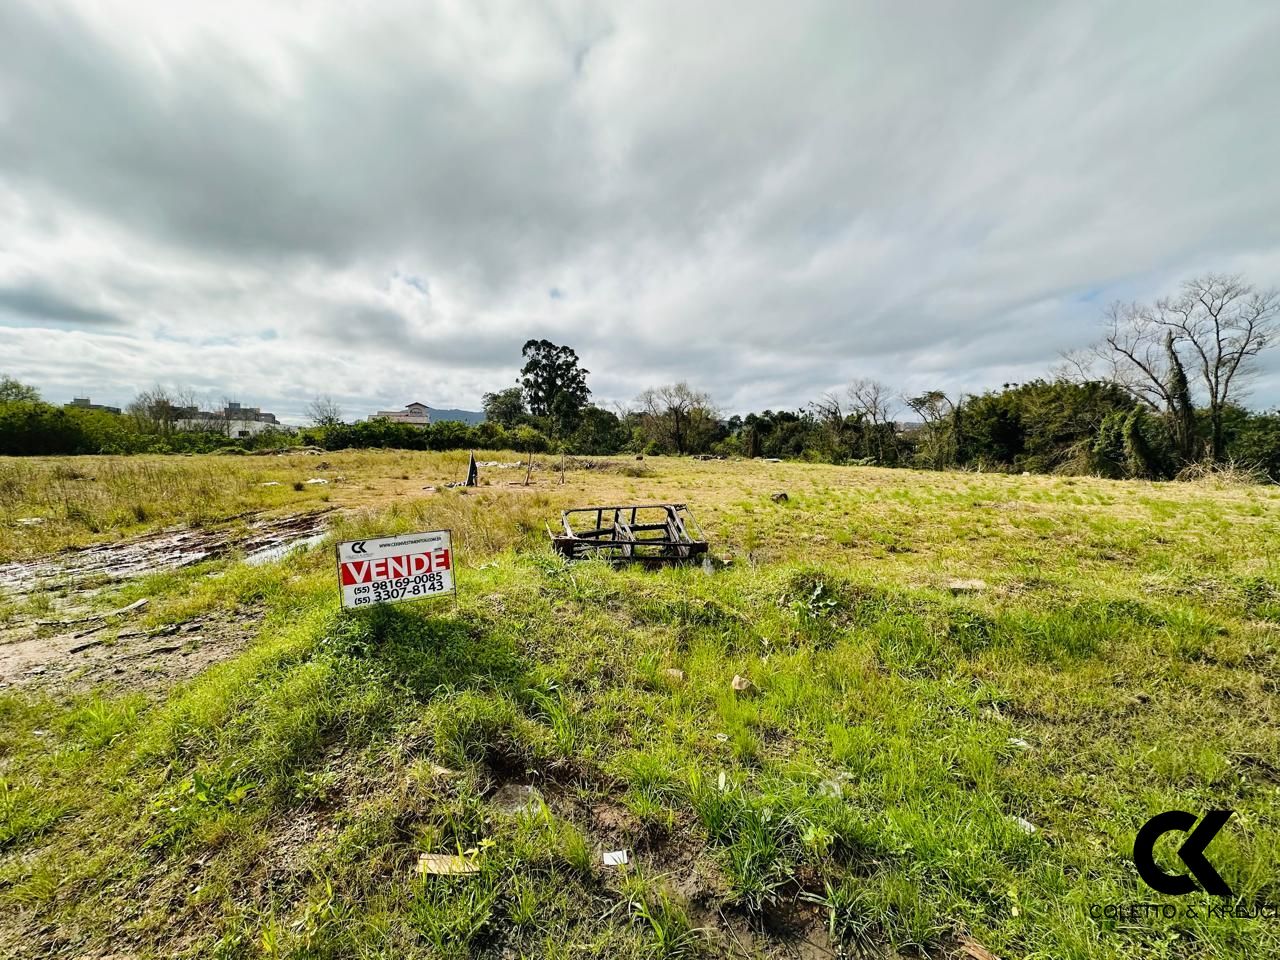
left=1, top=451, right=1278, bottom=959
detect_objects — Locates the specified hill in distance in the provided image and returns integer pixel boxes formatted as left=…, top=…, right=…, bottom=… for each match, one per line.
left=427, top=407, right=485, bottom=425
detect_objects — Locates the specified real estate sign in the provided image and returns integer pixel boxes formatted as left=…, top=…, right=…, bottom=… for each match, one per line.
left=336, top=530, right=454, bottom=609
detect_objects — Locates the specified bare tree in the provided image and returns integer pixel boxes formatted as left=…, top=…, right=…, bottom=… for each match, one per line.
left=1164, top=275, right=1276, bottom=459
left=846, top=378, right=897, bottom=461
left=306, top=394, right=344, bottom=427
left=811, top=391, right=843, bottom=424
left=1095, top=302, right=1181, bottom=407
left=128, top=386, right=198, bottom=435
left=1064, top=311, right=1193, bottom=458
left=1052, top=348, right=1097, bottom=384
left=213, top=395, right=238, bottom=437
left=809, top=391, right=846, bottom=458
left=1095, top=274, right=1278, bottom=460
left=636, top=382, right=719, bottom=455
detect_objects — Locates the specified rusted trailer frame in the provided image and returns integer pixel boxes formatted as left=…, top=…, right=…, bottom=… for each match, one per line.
left=549, top=503, right=708, bottom=564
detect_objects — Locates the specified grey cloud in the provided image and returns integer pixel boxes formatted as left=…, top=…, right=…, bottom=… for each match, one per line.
left=2, top=1, right=1280, bottom=416
left=0, top=2, right=610, bottom=288
left=0, top=283, right=123, bottom=327
left=308, top=304, right=522, bottom=371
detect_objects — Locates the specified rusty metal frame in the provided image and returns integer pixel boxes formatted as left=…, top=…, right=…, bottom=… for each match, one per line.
left=549, top=503, right=708, bottom=564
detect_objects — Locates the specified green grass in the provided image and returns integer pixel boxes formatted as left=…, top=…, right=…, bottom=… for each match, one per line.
left=0, top=454, right=1278, bottom=957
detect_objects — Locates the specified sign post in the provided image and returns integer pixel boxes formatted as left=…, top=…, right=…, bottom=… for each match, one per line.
left=336, top=530, right=455, bottom=610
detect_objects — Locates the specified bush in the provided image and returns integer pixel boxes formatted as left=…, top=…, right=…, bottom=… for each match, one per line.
left=307, top=419, right=551, bottom=454
left=0, top=401, right=90, bottom=455
left=0, top=399, right=305, bottom=457
left=1225, top=409, right=1280, bottom=481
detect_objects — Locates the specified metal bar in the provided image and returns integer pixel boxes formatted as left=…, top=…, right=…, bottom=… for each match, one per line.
left=560, top=504, right=689, bottom=514
left=552, top=502, right=708, bottom=565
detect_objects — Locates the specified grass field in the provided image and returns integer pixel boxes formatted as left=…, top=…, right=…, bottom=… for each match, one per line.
left=1, top=451, right=1278, bottom=959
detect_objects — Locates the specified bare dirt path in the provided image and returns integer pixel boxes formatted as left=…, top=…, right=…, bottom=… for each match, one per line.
left=0, top=510, right=332, bottom=603
left=0, top=610, right=263, bottom=693
left=0, top=511, right=332, bottom=693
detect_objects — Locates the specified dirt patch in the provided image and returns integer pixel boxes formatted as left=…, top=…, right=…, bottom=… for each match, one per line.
left=485, top=767, right=845, bottom=959
left=0, top=611, right=259, bottom=694
left=0, top=510, right=332, bottom=605
left=260, top=808, right=337, bottom=895
left=0, top=511, right=332, bottom=693
left=694, top=897, right=845, bottom=959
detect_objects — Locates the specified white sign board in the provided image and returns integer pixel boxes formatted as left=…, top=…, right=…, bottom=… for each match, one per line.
left=336, top=530, right=454, bottom=609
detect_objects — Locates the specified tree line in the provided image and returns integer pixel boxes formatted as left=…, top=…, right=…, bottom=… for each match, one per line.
left=0, top=379, right=553, bottom=457
left=475, top=280, right=1280, bottom=480
left=3, top=274, right=1278, bottom=479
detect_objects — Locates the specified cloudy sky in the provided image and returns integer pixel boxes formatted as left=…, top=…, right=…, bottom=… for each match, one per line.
left=3, top=1, right=1280, bottom=423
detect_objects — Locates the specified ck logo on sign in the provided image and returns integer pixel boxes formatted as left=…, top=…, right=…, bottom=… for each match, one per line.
left=1134, top=810, right=1233, bottom=897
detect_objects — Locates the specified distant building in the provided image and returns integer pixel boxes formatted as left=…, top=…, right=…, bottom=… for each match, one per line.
left=176, top=401, right=285, bottom=439
left=66, top=397, right=122, bottom=415
left=371, top=402, right=431, bottom=427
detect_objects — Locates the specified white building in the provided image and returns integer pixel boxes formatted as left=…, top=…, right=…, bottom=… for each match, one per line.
left=371, top=402, right=431, bottom=426
left=218, top=418, right=287, bottom=439
left=175, top=401, right=287, bottom=439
